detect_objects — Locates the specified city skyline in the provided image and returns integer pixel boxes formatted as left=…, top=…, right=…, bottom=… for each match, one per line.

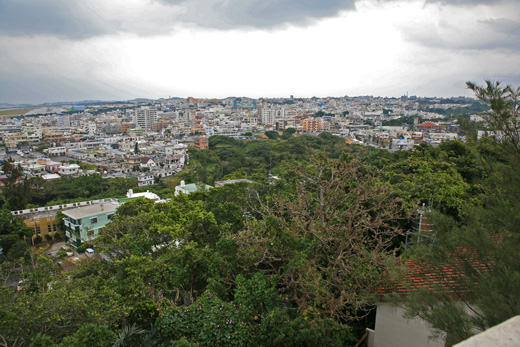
left=1, top=0, right=519, bottom=104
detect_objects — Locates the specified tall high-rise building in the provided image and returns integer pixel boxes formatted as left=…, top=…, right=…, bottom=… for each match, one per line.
left=261, top=105, right=285, bottom=124
left=133, top=106, right=157, bottom=131
left=57, top=115, right=71, bottom=128
left=261, top=105, right=274, bottom=124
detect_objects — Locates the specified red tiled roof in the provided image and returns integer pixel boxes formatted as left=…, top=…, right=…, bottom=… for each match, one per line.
left=382, top=251, right=490, bottom=295
left=417, top=122, right=438, bottom=127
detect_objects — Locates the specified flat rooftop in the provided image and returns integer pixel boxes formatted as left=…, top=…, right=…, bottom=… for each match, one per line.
left=63, top=202, right=118, bottom=219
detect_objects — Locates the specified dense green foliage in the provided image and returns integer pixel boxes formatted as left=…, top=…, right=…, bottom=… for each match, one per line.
left=179, top=133, right=377, bottom=185
left=29, top=174, right=137, bottom=207
left=2, top=159, right=31, bottom=210
left=0, top=209, right=32, bottom=259
left=0, top=163, right=137, bottom=210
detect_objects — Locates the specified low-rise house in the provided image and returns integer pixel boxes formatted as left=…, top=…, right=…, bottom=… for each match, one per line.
left=411, top=131, right=423, bottom=140
left=125, top=156, right=141, bottom=166
left=158, top=154, right=184, bottom=168
left=41, top=173, right=61, bottom=180
left=44, top=160, right=62, bottom=173
left=24, top=163, right=46, bottom=177
left=68, top=151, right=89, bottom=160
left=391, top=138, right=415, bottom=150
left=428, top=132, right=458, bottom=143
left=174, top=180, right=212, bottom=196
left=140, top=157, right=157, bottom=169
left=22, top=211, right=61, bottom=244
left=369, top=256, right=488, bottom=347
left=124, top=189, right=161, bottom=202
left=44, top=146, right=67, bottom=156
left=59, top=163, right=80, bottom=175
left=150, top=166, right=179, bottom=179
left=62, top=201, right=119, bottom=247
left=165, top=143, right=188, bottom=157
left=132, top=172, right=154, bottom=187
left=416, top=122, right=439, bottom=133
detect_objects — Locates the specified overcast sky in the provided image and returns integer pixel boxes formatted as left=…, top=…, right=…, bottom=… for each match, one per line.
left=1, top=0, right=519, bottom=104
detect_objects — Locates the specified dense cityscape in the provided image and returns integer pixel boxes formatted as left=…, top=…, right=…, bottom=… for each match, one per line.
left=1, top=94, right=487, bottom=182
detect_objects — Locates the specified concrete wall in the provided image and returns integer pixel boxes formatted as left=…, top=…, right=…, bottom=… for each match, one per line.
left=11, top=198, right=116, bottom=217
left=371, top=303, right=445, bottom=347
left=454, top=316, right=520, bottom=347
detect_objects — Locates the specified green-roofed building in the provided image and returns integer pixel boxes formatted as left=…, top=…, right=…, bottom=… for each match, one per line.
left=62, top=190, right=161, bottom=247
left=62, top=201, right=119, bottom=248
left=174, top=180, right=213, bottom=196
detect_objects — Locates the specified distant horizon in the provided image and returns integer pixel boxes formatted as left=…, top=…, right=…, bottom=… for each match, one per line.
left=0, top=92, right=479, bottom=108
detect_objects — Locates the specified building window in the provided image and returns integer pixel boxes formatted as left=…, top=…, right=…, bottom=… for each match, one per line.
left=36, top=227, right=41, bottom=234
left=90, top=217, right=98, bottom=224
left=107, top=214, right=114, bottom=220
left=48, top=225, right=51, bottom=233
left=53, top=224, right=56, bottom=231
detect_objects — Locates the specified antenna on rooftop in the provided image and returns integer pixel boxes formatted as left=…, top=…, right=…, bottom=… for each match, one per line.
left=405, top=200, right=436, bottom=250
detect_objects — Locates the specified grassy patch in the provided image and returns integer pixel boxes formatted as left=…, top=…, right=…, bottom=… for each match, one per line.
left=78, top=162, right=98, bottom=171
left=0, top=108, right=36, bottom=116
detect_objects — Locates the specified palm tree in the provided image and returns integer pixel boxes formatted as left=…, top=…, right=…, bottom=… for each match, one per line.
left=113, top=324, right=148, bottom=347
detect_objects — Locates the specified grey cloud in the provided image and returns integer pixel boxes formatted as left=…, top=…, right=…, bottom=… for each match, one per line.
left=157, top=0, right=187, bottom=4
left=402, top=19, right=520, bottom=52
left=159, top=0, right=356, bottom=29
left=0, top=0, right=356, bottom=39
left=425, top=0, right=498, bottom=5
left=0, top=0, right=117, bottom=39
left=399, top=0, right=520, bottom=53
left=480, top=18, right=520, bottom=38
left=475, top=19, right=520, bottom=51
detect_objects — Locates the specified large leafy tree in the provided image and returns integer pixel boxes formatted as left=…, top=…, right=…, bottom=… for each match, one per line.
left=95, top=196, right=220, bottom=261
left=0, top=209, right=32, bottom=260
left=0, top=258, right=125, bottom=346
left=1, top=159, right=31, bottom=210
left=155, top=272, right=356, bottom=346
left=385, top=143, right=474, bottom=217
left=94, top=196, right=224, bottom=308
left=233, top=155, right=409, bottom=320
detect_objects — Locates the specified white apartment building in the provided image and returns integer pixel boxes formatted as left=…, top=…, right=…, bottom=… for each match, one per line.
left=87, top=121, right=96, bottom=136
left=57, top=115, right=71, bottom=127
left=133, top=107, right=157, bottom=131
left=261, top=105, right=285, bottom=124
